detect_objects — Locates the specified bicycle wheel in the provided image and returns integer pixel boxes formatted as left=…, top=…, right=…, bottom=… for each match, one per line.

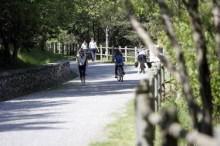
left=117, top=69, right=120, bottom=82
left=117, top=66, right=123, bottom=82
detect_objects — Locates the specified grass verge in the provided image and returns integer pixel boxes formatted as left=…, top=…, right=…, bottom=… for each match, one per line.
left=90, top=99, right=135, bottom=146
left=154, top=92, right=192, bottom=146
left=18, top=48, right=68, bottom=67
left=0, top=48, right=73, bottom=71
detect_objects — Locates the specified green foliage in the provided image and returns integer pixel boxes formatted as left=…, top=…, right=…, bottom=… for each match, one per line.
left=0, top=48, right=65, bottom=72
left=18, top=48, right=65, bottom=67
left=155, top=1, right=220, bottom=124
left=159, top=82, right=191, bottom=146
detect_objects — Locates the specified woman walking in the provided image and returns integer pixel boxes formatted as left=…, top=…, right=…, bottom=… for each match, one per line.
left=81, top=40, right=88, bottom=56
left=89, top=38, right=99, bottom=62
left=76, top=49, right=88, bottom=85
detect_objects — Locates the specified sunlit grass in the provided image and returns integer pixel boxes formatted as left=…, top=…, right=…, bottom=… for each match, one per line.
left=155, top=93, right=192, bottom=146
left=18, top=48, right=65, bottom=67
left=90, top=100, right=135, bottom=146
left=0, top=47, right=72, bottom=72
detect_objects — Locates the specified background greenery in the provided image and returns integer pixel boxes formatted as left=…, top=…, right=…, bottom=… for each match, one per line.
left=0, top=0, right=219, bottom=144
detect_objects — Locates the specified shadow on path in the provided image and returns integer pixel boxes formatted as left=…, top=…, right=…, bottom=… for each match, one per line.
left=0, top=62, right=144, bottom=133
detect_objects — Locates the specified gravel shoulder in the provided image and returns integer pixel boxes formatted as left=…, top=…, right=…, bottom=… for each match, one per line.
left=0, top=61, right=146, bottom=146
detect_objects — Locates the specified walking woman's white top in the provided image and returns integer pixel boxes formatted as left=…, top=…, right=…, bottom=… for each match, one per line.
left=89, top=41, right=97, bottom=49
left=81, top=43, right=87, bottom=50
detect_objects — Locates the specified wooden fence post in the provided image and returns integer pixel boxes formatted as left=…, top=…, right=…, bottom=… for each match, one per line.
left=58, top=42, right=61, bottom=53
left=66, top=43, right=68, bottom=55
left=106, top=46, right=109, bottom=60
left=69, top=43, right=72, bottom=55
left=72, top=43, right=74, bottom=55
left=77, top=44, right=80, bottom=52
left=160, top=108, right=178, bottom=146
left=61, top=43, right=64, bottom=55
left=125, top=46, right=128, bottom=63
left=100, top=45, right=103, bottom=60
left=135, top=47, right=137, bottom=62
left=112, top=46, right=115, bottom=63
left=73, top=44, right=75, bottom=52
left=154, top=69, right=159, bottom=112
left=53, top=42, right=56, bottom=53
left=157, top=64, right=162, bottom=108
left=49, top=42, right=52, bottom=51
left=135, top=78, right=155, bottom=146
left=161, top=65, right=165, bottom=99
left=75, top=44, right=77, bottom=52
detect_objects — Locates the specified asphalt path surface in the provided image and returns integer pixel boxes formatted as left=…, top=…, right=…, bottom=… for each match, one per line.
left=0, top=61, right=147, bottom=146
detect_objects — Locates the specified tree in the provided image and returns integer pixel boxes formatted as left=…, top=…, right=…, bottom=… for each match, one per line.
left=124, top=0, right=220, bottom=136
left=0, top=0, right=77, bottom=67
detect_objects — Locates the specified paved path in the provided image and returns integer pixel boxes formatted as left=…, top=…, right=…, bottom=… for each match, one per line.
left=0, top=61, right=147, bottom=146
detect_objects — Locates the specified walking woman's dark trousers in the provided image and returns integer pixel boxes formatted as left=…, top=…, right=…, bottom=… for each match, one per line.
left=90, top=49, right=96, bottom=61
left=78, top=64, right=86, bottom=78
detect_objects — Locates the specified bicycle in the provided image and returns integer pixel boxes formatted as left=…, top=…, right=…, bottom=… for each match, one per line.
left=117, top=65, right=123, bottom=82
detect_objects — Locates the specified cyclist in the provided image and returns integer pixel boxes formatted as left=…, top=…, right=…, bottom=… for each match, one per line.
left=114, top=48, right=125, bottom=78
left=137, top=45, right=148, bottom=74
left=76, top=49, right=88, bottom=84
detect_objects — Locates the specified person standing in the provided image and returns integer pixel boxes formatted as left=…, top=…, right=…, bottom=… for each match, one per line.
left=81, top=40, right=88, bottom=56
left=76, top=49, right=88, bottom=85
left=137, top=45, right=148, bottom=74
left=89, top=38, right=99, bottom=62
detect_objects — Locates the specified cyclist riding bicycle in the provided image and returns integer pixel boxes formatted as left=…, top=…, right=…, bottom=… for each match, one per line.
left=114, top=48, right=125, bottom=78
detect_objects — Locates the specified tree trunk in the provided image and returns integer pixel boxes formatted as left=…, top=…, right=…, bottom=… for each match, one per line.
left=12, top=39, right=18, bottom=65
left=92, top=21, right=95, bottom=38
left=106, top=26, right=109, bottom=51
left=1, top=34, right=11, bottom=67
left=40, top=35, right=46, bottom=50
left=187, top=0, right=213, bottom=136
left=3, top=42, right=11, bottom=66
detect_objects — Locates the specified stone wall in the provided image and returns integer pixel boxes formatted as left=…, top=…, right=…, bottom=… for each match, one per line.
left=0, top=60, right=71, bottom=101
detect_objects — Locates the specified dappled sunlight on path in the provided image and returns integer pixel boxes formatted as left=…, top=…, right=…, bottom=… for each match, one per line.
left=0, top=61, right=148, bottom=146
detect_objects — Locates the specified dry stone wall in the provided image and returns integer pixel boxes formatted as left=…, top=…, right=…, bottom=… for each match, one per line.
left=0, top=60, right=71, bottom=100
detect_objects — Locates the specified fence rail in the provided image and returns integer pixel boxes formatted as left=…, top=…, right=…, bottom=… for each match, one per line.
left=135, top=62, right=220, bottom=146
left=95, top=45, right=138, bottom=62
left=46, top=42, right=162, bottom=63
left=46, top=42, right=79, bottom=55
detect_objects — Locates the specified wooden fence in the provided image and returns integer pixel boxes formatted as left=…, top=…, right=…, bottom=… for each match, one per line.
left=46, top=42, right=80, bottom=55
left=95, top=45, right=138, bottom=62
left=135, top=62, right=220, bottom=146
left=46, top=42, right=139, bottom=62
left=46, top=42, right=163, bottom=63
